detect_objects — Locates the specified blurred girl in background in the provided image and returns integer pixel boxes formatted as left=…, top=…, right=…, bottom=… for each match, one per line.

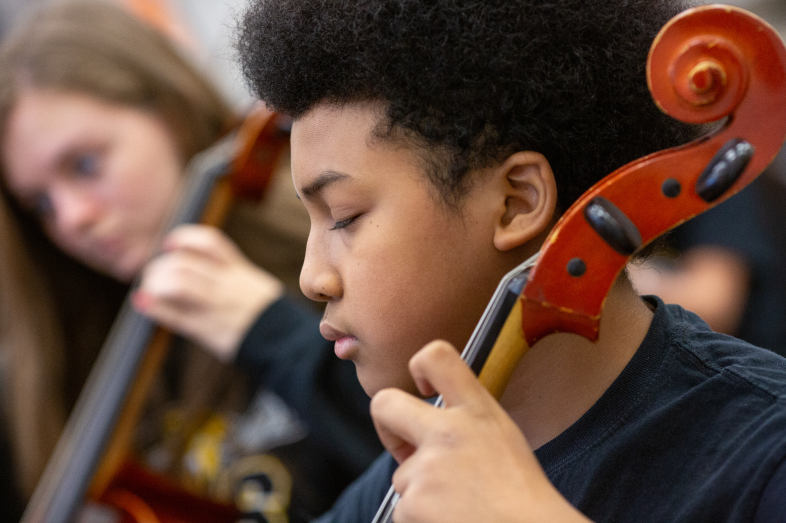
left=0, top=2, right=380, bottom=521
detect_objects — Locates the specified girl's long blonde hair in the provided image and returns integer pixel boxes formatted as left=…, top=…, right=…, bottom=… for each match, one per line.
left=0, top=1, right=234, bottom=497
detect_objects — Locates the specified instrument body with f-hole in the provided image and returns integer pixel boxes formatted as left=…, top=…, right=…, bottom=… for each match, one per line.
left=372, top=4, right=786, bottom=522
left=21, top=106, right=291, bottom=523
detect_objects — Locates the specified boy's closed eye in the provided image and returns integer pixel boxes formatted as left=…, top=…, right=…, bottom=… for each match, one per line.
left=330, top=214, right=361, bottom=230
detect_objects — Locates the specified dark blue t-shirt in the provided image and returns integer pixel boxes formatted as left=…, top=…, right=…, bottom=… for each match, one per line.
left=316, top=297, right=786, bottom=522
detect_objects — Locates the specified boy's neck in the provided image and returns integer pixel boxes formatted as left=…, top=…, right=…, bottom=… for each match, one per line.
left=499, top=273, right=654, bottom=450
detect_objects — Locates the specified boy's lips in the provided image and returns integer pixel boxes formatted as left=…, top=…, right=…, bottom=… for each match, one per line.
left=320, top=322, right=357, bottom=360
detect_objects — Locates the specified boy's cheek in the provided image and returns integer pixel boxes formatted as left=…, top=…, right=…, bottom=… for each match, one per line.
left=353, top=331, right=422, bottom=396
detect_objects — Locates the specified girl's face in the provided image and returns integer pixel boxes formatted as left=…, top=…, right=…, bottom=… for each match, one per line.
left=2, top=89, right=183, bottom=281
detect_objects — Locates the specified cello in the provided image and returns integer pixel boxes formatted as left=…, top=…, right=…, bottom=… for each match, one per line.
left=21, top=105, right=291, bottom=523
left=371, top=4, right=786, bottom=521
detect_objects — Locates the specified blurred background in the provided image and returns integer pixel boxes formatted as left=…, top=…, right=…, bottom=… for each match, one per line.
left=6, top=0, right=784, bottom=102
left=2, top=0, right=784, bottom=122
left=727, top=0, right=786, bottom=32
left=0, top=0, right=256, bottom=109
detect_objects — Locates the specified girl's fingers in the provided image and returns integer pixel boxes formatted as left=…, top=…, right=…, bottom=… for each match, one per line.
left=162, top=224, right=242, bottom=264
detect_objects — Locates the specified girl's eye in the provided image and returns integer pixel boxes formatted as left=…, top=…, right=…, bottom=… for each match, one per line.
left=330, top=215, right=359, bottom=231
left=73, top=153, right=100, bottom=178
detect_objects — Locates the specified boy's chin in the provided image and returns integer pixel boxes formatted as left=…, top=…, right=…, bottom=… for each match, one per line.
left=357, top=366, right=419, bottom=398
left=357, top=371, right=387, bottom=398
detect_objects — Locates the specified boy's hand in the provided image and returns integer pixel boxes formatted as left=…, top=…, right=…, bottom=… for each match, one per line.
left=371, top=341, right=592, bottom=523
left=132, top=224, right=284, bottom=360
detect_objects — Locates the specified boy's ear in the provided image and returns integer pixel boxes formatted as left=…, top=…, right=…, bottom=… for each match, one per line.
left=493, top=151, right=557, bottom=252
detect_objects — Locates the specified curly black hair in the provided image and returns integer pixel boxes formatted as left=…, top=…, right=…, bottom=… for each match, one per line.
left=238, top=0, right=699, bottom=211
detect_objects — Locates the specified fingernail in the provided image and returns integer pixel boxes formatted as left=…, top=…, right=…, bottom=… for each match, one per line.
left=132, top=290, right=152, bottom=311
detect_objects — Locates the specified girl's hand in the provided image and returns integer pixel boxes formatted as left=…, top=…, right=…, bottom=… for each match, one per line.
left=133, top=224, right=284, bottom=360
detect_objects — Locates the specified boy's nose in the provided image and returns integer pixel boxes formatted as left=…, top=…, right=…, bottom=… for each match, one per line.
left=300, top=240, right=342, bottom=302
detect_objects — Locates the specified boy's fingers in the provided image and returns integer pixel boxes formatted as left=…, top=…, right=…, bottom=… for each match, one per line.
left=409, top=340, right=491, bottom=409
left=371, top=388, right=439, bottom=464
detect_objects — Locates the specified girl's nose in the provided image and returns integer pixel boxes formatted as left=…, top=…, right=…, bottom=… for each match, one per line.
left=51, top=187, right=100, bottom=236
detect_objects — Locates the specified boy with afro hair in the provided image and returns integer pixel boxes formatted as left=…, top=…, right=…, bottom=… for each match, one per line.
left=237, top=0, right=786, bottom=521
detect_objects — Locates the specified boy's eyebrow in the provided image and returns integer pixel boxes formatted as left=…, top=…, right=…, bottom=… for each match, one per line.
left=299, top=170, right=350, bottom=199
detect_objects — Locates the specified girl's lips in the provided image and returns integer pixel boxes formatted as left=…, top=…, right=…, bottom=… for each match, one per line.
left=87, top=237, right=120, bottom=263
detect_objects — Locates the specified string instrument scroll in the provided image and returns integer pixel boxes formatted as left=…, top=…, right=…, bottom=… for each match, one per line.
left=372, top=5, right=786, bottom=522
left=22, top=105, right=291, bottom=523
